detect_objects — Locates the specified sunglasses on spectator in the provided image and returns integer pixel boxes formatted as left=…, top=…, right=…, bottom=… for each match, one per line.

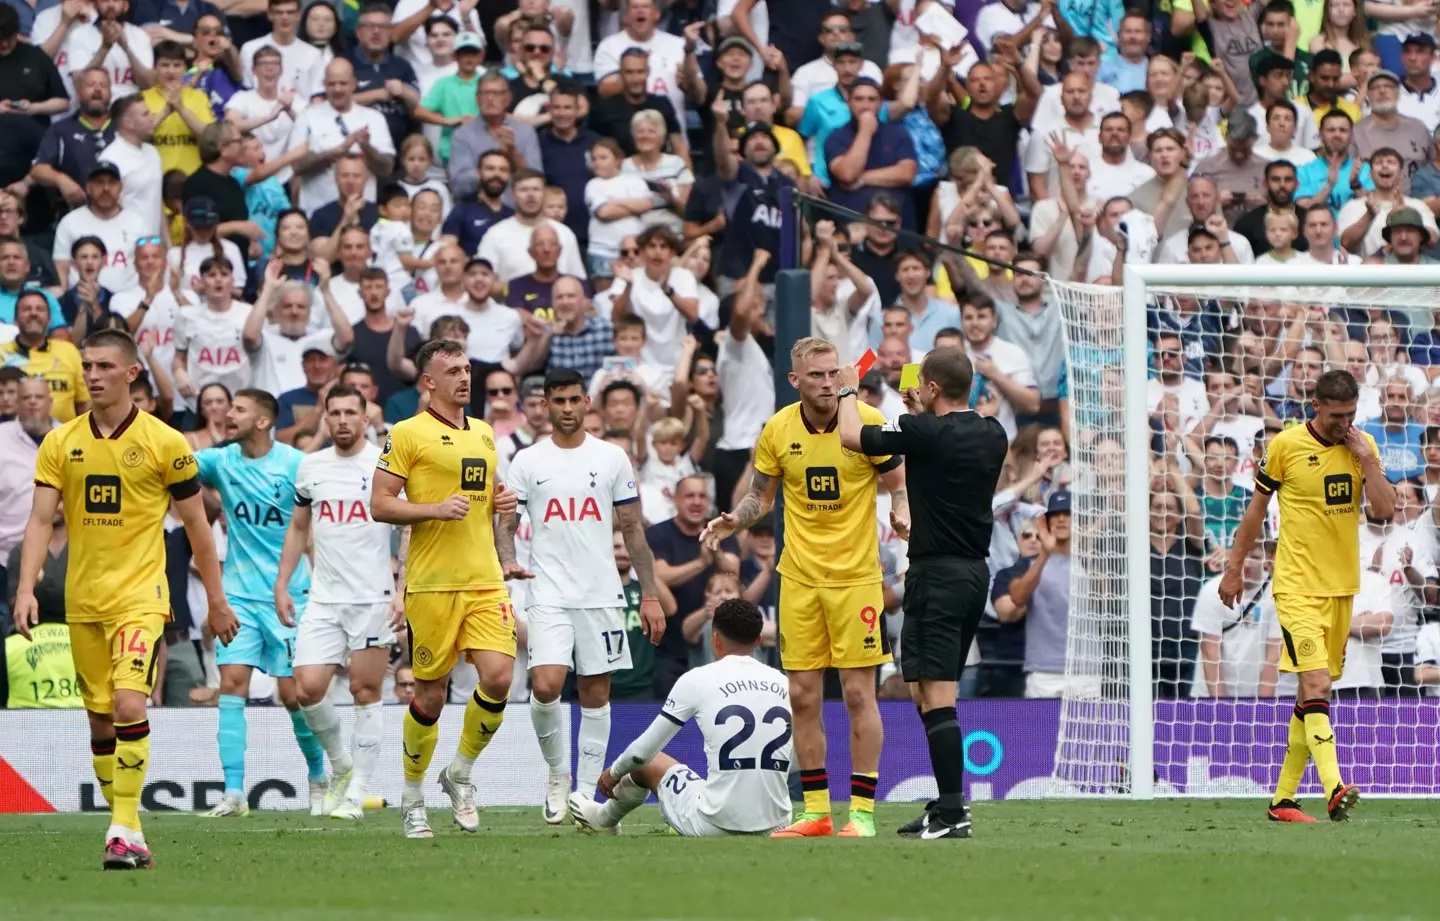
left=525, top=42, right=553, bottom=52
left=1158, top=349, right=1182, bottom=358
left=694, top=365, right=717, bottom=375
left=395, top=681, right=416, bottom=687
left=1020, top=530, right=1038, bottom=539
left=135, top=236, right=164, bottom=247
left=488, top=386, right=515, bottom=395
left=620, top=247, right=639, bottom=256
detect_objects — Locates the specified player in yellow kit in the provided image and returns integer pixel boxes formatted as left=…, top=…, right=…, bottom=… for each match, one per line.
left=702, top=337, right=908, bottom=838
left=371, top=338, right=528, bottom=839
left=11, top=329, right=235, bottom=870
left=1221, top=369, right=1394, bottom=823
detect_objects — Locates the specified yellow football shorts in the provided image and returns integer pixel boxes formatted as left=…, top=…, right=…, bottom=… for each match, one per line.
left=69, top=612, right=167, bottom=714
left=1274, top=593, right=1353, bottom=678
left=405, top=587, right=517, bottom=682
left=778, top=576, right=891, bottom=672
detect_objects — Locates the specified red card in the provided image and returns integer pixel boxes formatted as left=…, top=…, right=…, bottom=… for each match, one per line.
left=855, top=349, right=877, bottom=378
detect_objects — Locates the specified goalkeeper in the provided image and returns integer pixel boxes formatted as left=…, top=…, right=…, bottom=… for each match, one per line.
left=1220, top=369, right=1393, bottom=823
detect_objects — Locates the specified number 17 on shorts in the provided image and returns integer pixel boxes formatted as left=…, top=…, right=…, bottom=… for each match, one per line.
left=527, top=605, right=633, bottom=676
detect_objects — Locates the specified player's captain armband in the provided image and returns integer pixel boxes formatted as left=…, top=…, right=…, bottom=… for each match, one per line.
left=899, top=364, right=920, bottom=391
left=855, top=349, right=877, bottom=378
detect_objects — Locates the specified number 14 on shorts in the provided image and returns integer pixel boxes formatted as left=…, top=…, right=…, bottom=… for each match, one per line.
left=112, top=629, right=149, bottom=658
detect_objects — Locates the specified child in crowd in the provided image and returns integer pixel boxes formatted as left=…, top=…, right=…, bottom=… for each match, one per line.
left=1255, top=210, right=1314, bottom=265
left=404, top=188, right=450, bottom=297
left=415, top=31, right=485, bottom=164
left=543, top=187, right=568, bottom=224
left=587, top=314, right=670, bottom=403
left=637, top=416, right=700, bottom=522
left=396, top=134, right=453, bottom=220
left=371, top=184, right=416, bottom=296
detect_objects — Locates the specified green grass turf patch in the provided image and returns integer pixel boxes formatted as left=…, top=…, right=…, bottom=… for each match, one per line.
left=1, top=800, right=1437, bottom=920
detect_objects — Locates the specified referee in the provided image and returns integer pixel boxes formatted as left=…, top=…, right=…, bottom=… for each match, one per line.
left=838, top=347, right=1008, bottom=840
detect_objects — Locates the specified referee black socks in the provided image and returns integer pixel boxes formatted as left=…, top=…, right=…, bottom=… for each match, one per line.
left=921, top=706, right=967, bottom=823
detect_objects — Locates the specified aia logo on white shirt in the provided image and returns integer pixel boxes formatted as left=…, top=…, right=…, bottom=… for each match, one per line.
left=196, top=345, right=244, bottom=367
left=541, top=496, right=602, bottom=522
left=316, top=498, right=371, bottom=523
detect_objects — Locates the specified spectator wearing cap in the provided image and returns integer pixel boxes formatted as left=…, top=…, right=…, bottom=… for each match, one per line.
left=796, top=40, right=869, bottom=189
left=1003, top=491, right=1083, bottom=699
left=738, top=81, right=813, bottom=192
left=1233, top=159, right=1309, bottom=257
left=787, top=11, right=883, bottom=127
left=1408, top=123, right=1440, bottom=244
left=588, top=48, right=687, bottom=161
left=696, top=35, right=783, bottom=147
left=1297, top=109, right=1374, bottom=213
left=52, top=162, right=149, bottom=292
left=1249, top=54, right=1320, bottom=151
left=1366, top=206, right=1440, bottom=266
left=1355, top=69, right=1434, bottom=189
left=824, top=75, right=918, bottom=228
left=1194, top=108, right=1269, bottom=225
left=1339, top=148, right=1439, bottom=257
left=1304, top=49, right=1362, bottom=126
left=21, top=68, right=113, bottom=209
left=100, top=94, right=166, bottom=237
left=349, top=3, right=420, bottom=149
left=244, top=264, right=352, bottom=399
left=170, top=196, right=248, bottom=296
left=180, top=121, right=253, bottom=258
left=275, top=338, right=343, bottom=445
left=415, top=30, right=483, bottom=164
left=704, top=111, right=787, bottom=302
left=1398, top=33, right=1440, bottom=132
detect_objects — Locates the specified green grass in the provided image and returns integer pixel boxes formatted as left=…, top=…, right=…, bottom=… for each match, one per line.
left=1, top=801, right=1437, bottom=920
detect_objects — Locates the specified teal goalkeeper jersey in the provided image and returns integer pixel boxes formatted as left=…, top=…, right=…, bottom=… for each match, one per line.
left=197, top=441, right=310, bottom=603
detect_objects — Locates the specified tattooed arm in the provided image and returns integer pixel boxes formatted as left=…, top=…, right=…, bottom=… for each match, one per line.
left=700, top=470, right=781, bottom=551
left=493, top=496, right=533, bottom=579
left=617, top=502, right=668, bottom=642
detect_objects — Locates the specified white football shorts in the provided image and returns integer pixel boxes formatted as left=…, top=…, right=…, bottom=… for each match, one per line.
left=292, top=600, right=396, bottom=668
left=655, top=764, right=784, bottom=838
left=526, top=605, right=631, bottom=675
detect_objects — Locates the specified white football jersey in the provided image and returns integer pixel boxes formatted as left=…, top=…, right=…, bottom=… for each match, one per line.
left=294, top=443, right=395, bottom=604
left=662, top=655, right=793, bottom=833
left=507, top=435, right=637, bottom=609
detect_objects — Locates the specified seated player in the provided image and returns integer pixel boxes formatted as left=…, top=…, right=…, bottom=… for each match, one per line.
left=568, top=599, right=792, bottom=838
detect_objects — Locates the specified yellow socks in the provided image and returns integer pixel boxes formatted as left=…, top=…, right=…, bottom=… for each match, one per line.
left=454, top=690, right=507, bottom=781
left=1271, top=703, right=1309, bottom=805
left=402, top=702, right=440, bottom=785
left=850, top=772, right=878, bottom=813
left=800, top=768, right=830, bottom=817
left=91, top=737, right=115, bottom=808
left=112, top=720, right=150, bottom=833
left=1301, top=698, right=1343, bottom=793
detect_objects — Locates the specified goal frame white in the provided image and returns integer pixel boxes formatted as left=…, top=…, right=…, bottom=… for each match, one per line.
left=1119, top=263, right=1440, bottom=799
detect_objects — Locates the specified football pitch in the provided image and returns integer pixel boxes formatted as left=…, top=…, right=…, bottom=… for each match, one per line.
left=1, top=801, right=1437, bottom=920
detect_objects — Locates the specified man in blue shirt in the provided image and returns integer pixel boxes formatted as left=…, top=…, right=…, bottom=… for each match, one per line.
left=194, top=388, right=326, bottom=817
left=349, top=3, right=420, bottom=148
left=443, top=149, right=514, bottom=256
left=822, top=75, right=918, bottom=228
left=276, top=345, right=340, bottom=443
left=1096, top=11, right=1152, bottom=93
left=797, top=41, right=866, bottom=188
left=130, top=0, right=223, bottom=41
left=1361, top=378, right=1426, bottom=482
left=1297, top=109, right=1374, bottom=214
left=537, top=85, right=598, bottom=250
left=24, top=69, right=114, bottom=204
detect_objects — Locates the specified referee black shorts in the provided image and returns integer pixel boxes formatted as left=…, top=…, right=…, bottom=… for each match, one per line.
left=900, top=557, right=990, bottom=683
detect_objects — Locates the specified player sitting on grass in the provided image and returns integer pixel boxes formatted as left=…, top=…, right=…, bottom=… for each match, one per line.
left=569, top=599, right=793, bottom=837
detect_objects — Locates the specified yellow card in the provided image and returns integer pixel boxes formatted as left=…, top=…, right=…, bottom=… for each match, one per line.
left=899, top=363, right=920, bottom=391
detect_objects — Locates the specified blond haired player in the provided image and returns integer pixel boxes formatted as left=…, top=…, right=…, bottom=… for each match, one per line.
left=701, top=337, right=908, bottom=838
left=372, top=338, right=528, bottom=839
left=11, top=329, right=236, bottom=870
left=1221, top=369, right=1394, bottom=823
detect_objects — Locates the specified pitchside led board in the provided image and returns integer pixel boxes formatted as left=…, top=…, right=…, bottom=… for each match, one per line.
left=3, top=700, right=1440, bottom=813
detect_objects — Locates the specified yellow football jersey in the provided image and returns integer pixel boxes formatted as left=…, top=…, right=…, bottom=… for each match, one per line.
left=377, top=408, right=505, bottom=593
left=33, top=406, right=198, bottom=622
left=754, top=401, right=898, bottom=587
left=1, top=337, right=89, bottom=421
left=1255, top=422, right=1380, bottom=597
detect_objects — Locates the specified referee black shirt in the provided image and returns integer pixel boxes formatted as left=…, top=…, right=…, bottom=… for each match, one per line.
left=859, top=411, right=1008, bottom=559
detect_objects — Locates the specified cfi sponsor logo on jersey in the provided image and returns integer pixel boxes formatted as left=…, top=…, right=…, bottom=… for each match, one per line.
left=316, top=498, right=372, bottom=523
left=542, top=496, right=602, bottom=522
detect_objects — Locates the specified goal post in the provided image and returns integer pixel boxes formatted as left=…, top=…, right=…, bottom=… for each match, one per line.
left=1047, top=263, right=1440, bottom=800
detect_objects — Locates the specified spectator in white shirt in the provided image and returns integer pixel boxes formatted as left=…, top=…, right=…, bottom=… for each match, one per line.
left=1024, top=72, right=1099, bottom=202
left=1086, top=111, right=1156, bottom=200
left=476, top=168, right=586, bottom=281
left=287, top=58, right=396, bottom=214
left=171, top=256, right=252, bottom=410
left=1190, top=545, right=1283, bottom=697
left=962, top=292, right=1039, bottom=439
left=1254, top=100, right=1317, bottom=166
left=240, top=0, right=322, bottom=93
left=409, top=241, right=469, bottom=335
left=1335, top=568, right=1395, bottom=698
left=243, top=261, right=353, bottom=397
left=809, top=219, right=875, bottom=365
left=607, top=224, right=698, bottom=376
left=99, top=94, right=165, bottom=237
left=52, top=162, right=149, bottom=292
left=784, top=9, right=884, bottom=125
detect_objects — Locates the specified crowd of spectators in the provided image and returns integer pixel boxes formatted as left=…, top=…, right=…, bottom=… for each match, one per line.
left=3, top=0, right=1440, bottom=708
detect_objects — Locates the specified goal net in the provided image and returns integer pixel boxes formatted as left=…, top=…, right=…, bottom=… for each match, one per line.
left=1049, top=264, right=1440, bottom=798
